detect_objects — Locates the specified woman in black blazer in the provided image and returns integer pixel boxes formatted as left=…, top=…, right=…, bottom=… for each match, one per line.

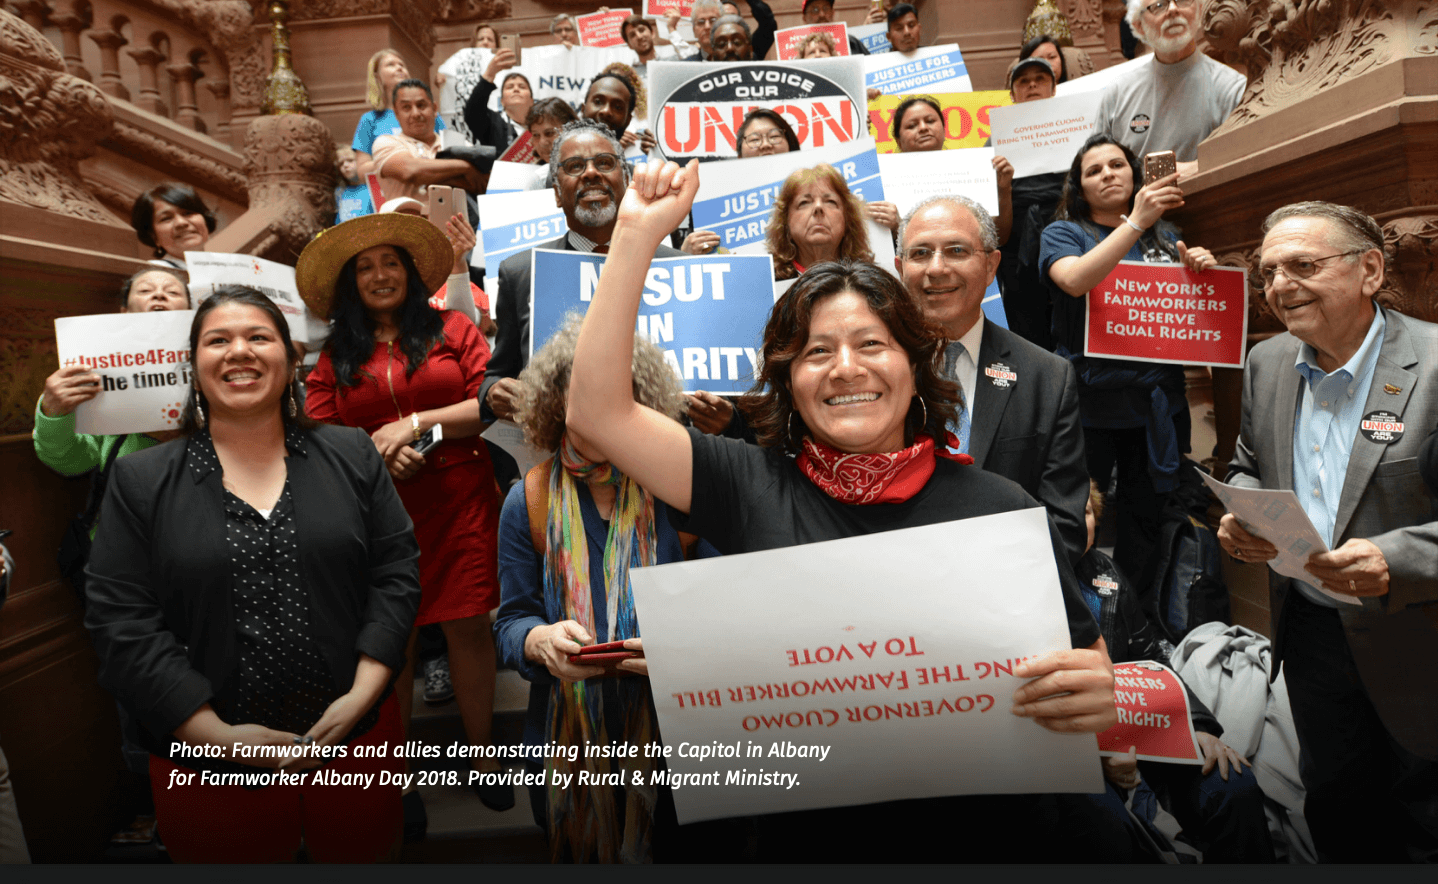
left=84, top=287, right=421, bottom=862
left=462, top=50, right=532, bottom=156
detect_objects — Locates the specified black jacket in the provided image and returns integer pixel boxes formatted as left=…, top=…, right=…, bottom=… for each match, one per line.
left=84, top=424, right=421, bottom=747
left=462, top=76, right=519, bottom=156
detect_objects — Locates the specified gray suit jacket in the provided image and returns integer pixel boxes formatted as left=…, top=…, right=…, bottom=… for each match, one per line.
left=1228, top=308, right=1438, bottom=758
left=479, top=235, right=684, bottom=419
left=969, top=319, right=1088, bottom=563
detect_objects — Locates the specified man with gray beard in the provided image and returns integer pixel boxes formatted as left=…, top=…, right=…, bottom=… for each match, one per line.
left=479, top=120, right=684, bottom=422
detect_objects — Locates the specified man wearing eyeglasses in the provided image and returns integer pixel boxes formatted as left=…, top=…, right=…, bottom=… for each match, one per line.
left=896, top=196, right=1088, bottom=563
left=1219, top=202, right=1438, bottom=861
left=1092, top=0, right=1245, bottom=180
left=479, top=120, right=683, bottom=422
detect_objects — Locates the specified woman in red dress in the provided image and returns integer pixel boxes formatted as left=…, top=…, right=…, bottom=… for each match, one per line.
left=296, top=213, right=511, bottom=809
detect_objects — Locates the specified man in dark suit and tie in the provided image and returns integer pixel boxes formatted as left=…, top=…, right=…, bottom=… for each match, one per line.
left=480, top=119, right=683, bottom=422
left=896, top=196, right=1088, bottom=562
left=1217, top=201, right=1438, bottom=861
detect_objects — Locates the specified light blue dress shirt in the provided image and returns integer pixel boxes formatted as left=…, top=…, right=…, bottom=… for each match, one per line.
left=1290, top=305, right=1386, bottom=607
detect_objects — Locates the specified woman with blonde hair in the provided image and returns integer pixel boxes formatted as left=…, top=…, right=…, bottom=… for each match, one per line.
left=494, top=314, right=714, bottom=861
left=796, top=31, right=837, bottom=59
left=352, top=49, right=446, bottom=177
left=765, top=164, right=874, bottom=280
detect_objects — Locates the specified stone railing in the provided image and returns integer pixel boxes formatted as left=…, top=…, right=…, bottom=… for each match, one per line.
left=7, top=0, right=265, bottom=148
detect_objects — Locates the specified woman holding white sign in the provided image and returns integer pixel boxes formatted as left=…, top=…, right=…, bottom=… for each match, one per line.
left=84, top=287, right=420, bottom=861
left=565, top=159, right=1136, bottom=861
left=1040, top=133, right=1216, bottom=583
left=297, top=213, right=511, bottom=812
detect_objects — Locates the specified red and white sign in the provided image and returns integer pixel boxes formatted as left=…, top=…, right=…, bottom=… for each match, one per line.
left=644, top=0, right=693, bottom=16
left=1085, top=262, right=1248, bottom=368
left=577, top=9, right=633, bottom=48
left=498, top=129, right=536, bottom=164
left=1097, top=661, right=1202, bottom=764
left=775, top=23, right=850, bottom=60
left=55, top=310, right=196, bottom=435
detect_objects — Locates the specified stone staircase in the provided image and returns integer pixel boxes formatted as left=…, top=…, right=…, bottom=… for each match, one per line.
left=399, top=667, right=547, bottom=863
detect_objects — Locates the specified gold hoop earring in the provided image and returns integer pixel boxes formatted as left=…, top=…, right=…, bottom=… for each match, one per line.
left=916, top=396, right=928, bottom=430
left=194, top=397, right=206, bottom=428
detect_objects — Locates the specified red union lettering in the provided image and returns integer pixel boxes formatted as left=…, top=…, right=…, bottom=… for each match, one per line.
left=808, top=99, right=855, bottom=147
left=702, top=105, right=740, bottom=154
left=662, top=105, right=702, bottom=153
left=1362, top=420, right=1402, bottom=432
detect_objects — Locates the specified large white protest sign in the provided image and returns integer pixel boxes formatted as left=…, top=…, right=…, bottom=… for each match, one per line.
left=649, top=57, right=867, bottom=163
left=877, top=146, right=998, bottom=216
left=690, top=137, right=895, bottom=270
left=186, top=252, right=309, bottom=343
left=55, top=311, right=195, bottom=435
left=523, top=44, right=637, bottom=109
left=629, top=508, right=1104, bottom=824
left=989, top=91, right=1104, bottom=178
left=865, top=44, right=972, bottom=95
left=849, top=22, right=891, bottom=54
left=1055, top=54, right=1148, bottom=98
left=477, top=189, right=567, bottom=271
left=529, top=250, right=775, bottom=393
left=486, top=160, right=547, bottom=195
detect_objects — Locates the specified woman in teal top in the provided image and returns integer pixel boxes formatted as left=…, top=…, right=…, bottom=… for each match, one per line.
left=33, top=266, right=191, bottom=484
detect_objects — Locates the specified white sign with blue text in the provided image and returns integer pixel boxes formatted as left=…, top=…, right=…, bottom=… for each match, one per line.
left=864, top=44, right=972, bottom=96
left=476, top=189, right=567, bottom=272
left=528, top=250, right=776, bottom=394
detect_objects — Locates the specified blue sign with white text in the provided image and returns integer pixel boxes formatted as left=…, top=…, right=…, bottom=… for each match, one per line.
left=529, top=250, right=778, bottom=394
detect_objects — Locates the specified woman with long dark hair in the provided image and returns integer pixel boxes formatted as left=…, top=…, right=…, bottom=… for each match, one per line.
left=1039, top=133, right=1216, bottom=582
left=85, top=286, right=420, bottom=861
left=297, top=213, right=512, bottom=811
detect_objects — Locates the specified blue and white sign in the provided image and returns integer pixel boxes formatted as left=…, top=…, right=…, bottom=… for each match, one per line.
left=529, top=250, right=777, bottom=393
left=865, top=44, right=972, bottom=95
left=982, top=278, right=1008, bottom=329
left=688, top=138, right=894, bottom=271
left=486, top=160, right=547, bottom=195
left=477, top=189, right=567, bottom=271
left=850, top=22, right=891, bottom=54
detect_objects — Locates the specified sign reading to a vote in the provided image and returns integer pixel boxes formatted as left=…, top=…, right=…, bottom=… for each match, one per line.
left=55, top=310, right=196, bottom=435
left=1097, top=662, right=1202, bottom=764
left=529, top=250, right=776, bottom=393
left=649, top=58, right=867, bottom=163
left=1085, top=262, right=1248, bottom=368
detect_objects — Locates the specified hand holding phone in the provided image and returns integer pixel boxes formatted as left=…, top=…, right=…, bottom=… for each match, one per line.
left=1143, top=150, right=1177, bottom=186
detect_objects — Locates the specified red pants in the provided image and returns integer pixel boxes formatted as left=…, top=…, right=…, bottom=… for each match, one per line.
left=150, top=696, right=404, bottom=863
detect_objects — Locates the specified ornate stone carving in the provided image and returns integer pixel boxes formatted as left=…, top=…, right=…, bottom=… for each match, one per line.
left=1026, top=1, right=1074, bottom=46
left=0, top=10, right=118, bottom=223
left=436, top=0, right=511, bottom=22
left=84, top=27, right=128, bottom=100
left=129, top=1, right=264, bottom=112
left=106, top=119, right=248, bottom=202
left=1379, top=213, right=1438, bottom=321
left=240, top=112, right=335, bottom=262
left=290, top=0, right=439, bottom=57
left=0, top=305, right=65, bottom=436
left=1060, top=0, right=1102, bottom=37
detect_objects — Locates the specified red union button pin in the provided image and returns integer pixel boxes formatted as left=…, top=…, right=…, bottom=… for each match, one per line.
left=1359, top=411, right=1404, bottom=444
left=984, top=362, right=1017, bottom=388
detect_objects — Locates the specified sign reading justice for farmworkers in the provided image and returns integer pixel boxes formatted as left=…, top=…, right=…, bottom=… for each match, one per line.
left=528, top=250, right=775, bottom=394
left=868, top=90, right=1009, bottom=153
left=54, top=310, right=196, bottom=435
left=476, top=188, right=567, bottom=271
left=629, top=509, right=1103, bottom=824
left=849, top=22, right=891, bottom=54
left=1085, top=262, right=1248, bottom=368
left=1097, top=662, right=1202, bottom=764
left=864, top=44, right=972, bottom=96
left=649, top=57, right=867, bottom=163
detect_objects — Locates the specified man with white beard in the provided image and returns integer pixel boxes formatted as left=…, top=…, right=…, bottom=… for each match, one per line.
left=1091, top=0, right=1244, bottom=179
left=479, top=120, right=683, bottom=422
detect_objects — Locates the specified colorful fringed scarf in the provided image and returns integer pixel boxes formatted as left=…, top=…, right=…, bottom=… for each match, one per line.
left=542, top=436, right=662, bottom=863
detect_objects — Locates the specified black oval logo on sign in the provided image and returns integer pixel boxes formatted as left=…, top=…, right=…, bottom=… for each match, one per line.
left=655, top=63, right=862, bottom=164
left=1359, top=410, right=1404, bottom=444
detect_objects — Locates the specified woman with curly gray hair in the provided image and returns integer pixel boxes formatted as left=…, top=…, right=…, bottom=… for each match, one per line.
left=493, top=314, right=714, bottom=862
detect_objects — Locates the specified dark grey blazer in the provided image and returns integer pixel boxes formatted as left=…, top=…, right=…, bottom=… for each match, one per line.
left=480, top=235, right=684, bottom=420
left=84, top=424, right=421, bottom=744
left=969, top=319, right=1089, bottom=563
left=1228, top=308, right=1438, bottom=759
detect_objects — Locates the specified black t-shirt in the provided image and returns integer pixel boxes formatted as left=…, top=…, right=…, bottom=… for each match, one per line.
left=671, top=428, right=1099, bottom=649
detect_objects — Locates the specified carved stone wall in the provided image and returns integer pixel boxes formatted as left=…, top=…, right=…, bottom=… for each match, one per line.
left=235, top=111, right=336, bottom=263
left=0, top=10, right=120, bottom=224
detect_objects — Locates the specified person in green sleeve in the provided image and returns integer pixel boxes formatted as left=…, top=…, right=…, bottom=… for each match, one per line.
left=33, top=266, right=191, bottom=490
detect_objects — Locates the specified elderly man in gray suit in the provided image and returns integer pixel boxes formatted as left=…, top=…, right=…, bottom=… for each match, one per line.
left=896, top=196, right=1089, bottom=563
left=1218, top=201, right=1438, bottom=862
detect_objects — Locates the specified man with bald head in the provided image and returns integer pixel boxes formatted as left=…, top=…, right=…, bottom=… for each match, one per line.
left=896, top=196, right=1088, bottom=561
left=1219, top=200, right=1438, bottom=861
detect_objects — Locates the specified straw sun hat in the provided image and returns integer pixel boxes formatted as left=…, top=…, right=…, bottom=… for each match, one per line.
left=295, top=212, right=452, bottom=320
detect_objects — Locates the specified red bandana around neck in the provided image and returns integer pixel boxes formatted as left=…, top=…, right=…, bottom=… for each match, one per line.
left=797, top=432, right=972, bottom=505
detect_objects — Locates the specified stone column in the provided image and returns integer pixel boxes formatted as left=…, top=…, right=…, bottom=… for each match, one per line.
left=125, top=45, right=169, bottom=117
left=6, top=0, right=45, bottom=30
left=206, top=78, right=233, bottom=142
left=49, top=9, right=92, bottom=81
left=84, top=28, right=129, bottom=100
left=167, top=62, right=206, bottom=133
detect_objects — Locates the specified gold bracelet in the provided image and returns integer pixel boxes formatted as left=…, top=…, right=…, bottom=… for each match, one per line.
left=411, top=412, right=421, bottom=441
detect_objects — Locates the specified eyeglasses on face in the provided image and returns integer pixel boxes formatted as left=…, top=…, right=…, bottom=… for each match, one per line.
left=557, top=153, right=623, bottom=177
left=1143, top=0, right=1195, bottom=15
left=741, top=130, right=789, bottom=149
left=900, top=244, right=988, bottom=264
left=1253, top=251, right=1362, bottom=289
